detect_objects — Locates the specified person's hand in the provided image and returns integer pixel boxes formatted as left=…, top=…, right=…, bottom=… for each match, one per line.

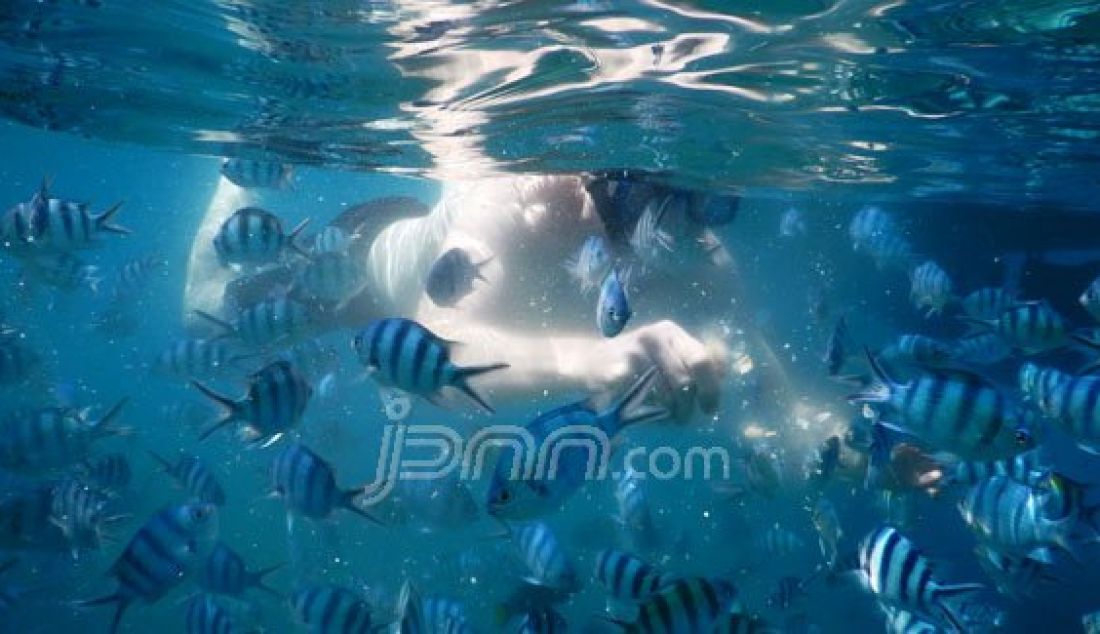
left=587, top=320, right=728, bottom=422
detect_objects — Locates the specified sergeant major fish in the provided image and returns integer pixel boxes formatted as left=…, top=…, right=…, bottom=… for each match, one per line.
left=270, top=442, right=379, bottom=523
left=602, top=576, right=739, bottom=633
left=195, top=296, right=314, bottom=348
left=212, top=206, right=309, bottom=268
left=201, top=542, right=281, bottom=598
left=509, top=521, right=581, bottom=592
left=962, top=300, right=1068, bottom=355
left=192, top=359, right=312, bottom=446
left=289, top=584, right=375, bottom=634
left=221, top=158, right=294, bottom=190
left=854, top=526, right=984, bottom=632
left=958, top=475, right=1078, bottom=561
left=75, top=503, right=219, bottom=633
left=0, top=399, right=128, bottom=473
left=148, top=451, right=226, bottom=506
left=353, top=317, right=508, bottom=413
left=963, top=287, right=1017, bottom=321
left=294, top=251, right=370, bottom=307
left=909, top=261, right=954, bottom=317
left=593, top=549, right=673, bottom=602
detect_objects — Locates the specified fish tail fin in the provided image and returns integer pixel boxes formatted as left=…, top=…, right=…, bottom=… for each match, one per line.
left=92, top=398, right=130, bottom=437
left=343, top=488, right=384, bottom=525
left=933, top=583, right=985, bottom=633
left=146, top=450, right=172, bottom=472
left=190, top=380, right=239, bottom=440
left=248, top=562, right=285, bottom=598
left=193, top=310, right=235, bottom=338
left=453, top=362, right=509, bottom=413
left=73, top=592, right=131, bottom=634
left=287, top=218, right=312, bottom=258
left=93, top=202, right=130, bottom=236
left=847, top=347, right=897, bottom=404
left=610, top=366, right=669, bottom=431
left=474, top=255, right=494, bottom=282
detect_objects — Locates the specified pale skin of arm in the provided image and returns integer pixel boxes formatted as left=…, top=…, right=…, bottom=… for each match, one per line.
left=403, top=175, right=730, bottom=419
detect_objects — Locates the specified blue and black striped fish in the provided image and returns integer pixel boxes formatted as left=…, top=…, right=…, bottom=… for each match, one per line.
left=509, top=521, right=580, bottom=593
left=49, top=477, right=124, bottom=553
left=603, top=576, right=739, bottom=633
left=221, top=158, right=294, bottom=190
left=951, top=332, right=1013, bottom=366
left=422, top=596, right=472, bottom=634
left=962, top=287, right=1017, bottom=321
left=0, top=484, right=70, bottom=552
left=488, top=367, right=666, bottom=519
left=213, top=207, right=308, bottom=267
left=962, top=300, right=1068, bottom=355
left=270, top=442, right=378, bottom=523
left=849, top=349, right=1018, bottom=457
left=881, top=334, right=954, bottom=368
left=353, top=318, right=507, bottom=413
left=196, top=296, right=314, bottom=348
left=149, top=451, right=226, bottom=506
left=0, top=399, right=128, bottom=472
left=6, top=190, right=128, bottom=253
left=77, top=452, right=132, bottom=491
left=289, top=584, right=374, bottom=634
left=936, top=449, right=1046, bottom=488
left=614, top=467, right=658, bottom=553
left=958, top=475, right=1076, bottom=560
left=154, top=338, right=250, bottom=378
left=184, top=593, right=239, bottom=634
left=201, top=542, right=281, bottom=598
left=106, top=254, right=165, bottom=303
left=857, top=526, right=984, bottom=631
left=593, top=549, right=672, bottom=602
left=75, top=503, right=219, bottom=634
left=294, top=251, right=369, bottom=305
left=192, top=359, right=312, bottom=446
left=1021, top=361, right=1100, bottom=445
left=909, top=261, right=954, bottom=317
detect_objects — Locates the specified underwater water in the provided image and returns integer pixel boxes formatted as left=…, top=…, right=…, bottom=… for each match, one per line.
left=2, top=1, right=1100, bottom=633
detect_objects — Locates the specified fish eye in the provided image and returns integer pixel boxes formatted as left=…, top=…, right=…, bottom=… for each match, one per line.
left=497, top=488, right=511, bottom=503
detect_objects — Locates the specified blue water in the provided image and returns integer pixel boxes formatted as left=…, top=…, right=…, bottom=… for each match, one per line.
left=2, top=1, right=1100, bottom=633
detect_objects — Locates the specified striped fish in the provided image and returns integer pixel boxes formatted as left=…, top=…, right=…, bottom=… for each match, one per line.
left=184, top=593, right=239, bottom=634
left=106, top=254, right=165, bottom=303
left=23, top=252, right=101, bottom=292
left=396, top=581, right=425, bottom=634
left=849, top=350, right=1018, bottom=457
left=312, top=225, right=352, bottom=256
left=963, top=300, right=1068, bottom=355
left=353, top=318, right=508, bottom=413
left=0, top=399, right=128, bottom=472
left=882, top=607, right=938, bottom=634
left=487, top=367, right=666, bottom=519
left=201, top=542, right=281, bottom=598
left=294, top=251, right=369, bottom=305
left=959, top=475, right=1076, bottom=560
left=77, top=452, right=132, bottom=490
left=19, top=196, right=128, bottom=252
left=422, top=596, right=472, bottom=634
left=1022, top=363, right=1100, bottom=444
left=76, top=503, right=219, bottom=634
left=220, top=158, right=294, bottom=190
left=757, top=525, right=805, bottom=558
left=857, top=526, right=983, bottom=632
left=505, top=607, right=568, bottom=634
left=605, top=577, right=739, bottom=634
left=196, top=296, right=313, bottom=348
left=49, top=477, right=124, bottom=552
left=154, top=338, right=249, bottom=378
left=973, top=543, right=1057, bottom=599
left=952, top=332, right=1013, bottom=366
left=614, top=468, right=658, bottom=553
left=849, top=206, right=913, bottom=270
left=149, top=451, right=225, bottom=506
left=936, top=449, right=1046, bottom=488
left=909, top=261, right=954, bottom=317
left=192, top=359, right=312, bottom=446
left=594, top=549, right=671, bottom=602
left=962, top=287, right=1017, bottom=321
left=510, top=521, right=580, bottom=592
left=289, top=584, right=374, bottom=634
left=270, top=442, right=378, bottom=523
left=213, top=207, right=308, bottom=267
left=881, top=334, right=954, bottom=367
left=0, top=339, right=40, bottom=385
left=0, top=484, right=70, bottom=551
